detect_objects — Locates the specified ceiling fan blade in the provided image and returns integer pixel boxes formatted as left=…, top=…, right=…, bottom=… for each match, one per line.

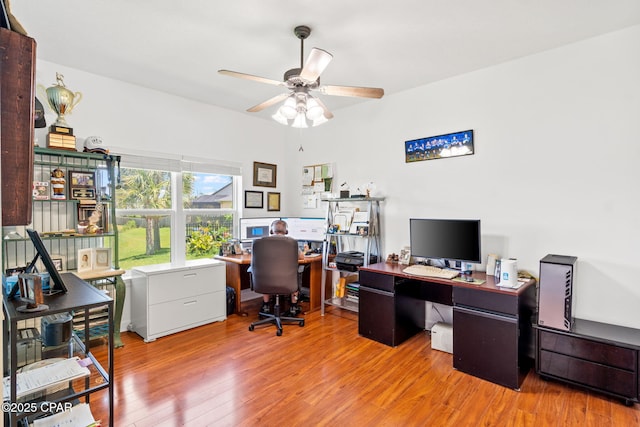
left=218, top=69, right=283, bottom=87
left=314, top=97, right=334, bottom=119
left=247, top=93, right=290, bottom=112
left=319, top=84, right=384, bottom=99
left=299, top=48, right=333, bottom=83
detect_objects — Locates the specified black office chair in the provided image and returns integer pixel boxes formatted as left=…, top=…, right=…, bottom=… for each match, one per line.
left=248, top=235, right=305, bottom=335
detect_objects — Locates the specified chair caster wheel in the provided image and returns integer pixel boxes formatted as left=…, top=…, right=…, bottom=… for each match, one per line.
left=299, top=320, right=305, bottom=327
left=276, top=329, right=283, bottom=336
left=248, top=325, right=254, bottom=331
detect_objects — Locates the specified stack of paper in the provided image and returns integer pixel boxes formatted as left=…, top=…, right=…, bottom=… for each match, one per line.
left=32, top=402, right=97, bottom=427
left=3, top=357, right=90, bottom=400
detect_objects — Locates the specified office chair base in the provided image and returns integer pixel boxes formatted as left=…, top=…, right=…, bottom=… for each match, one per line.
left=249, top=304, right=304, bottom=336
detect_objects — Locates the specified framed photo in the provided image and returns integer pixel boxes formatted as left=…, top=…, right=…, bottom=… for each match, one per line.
left=69, top=170, right=96, bottom=200
left=400, top=247, right=411, bottom=265
left=233, top=243, right=243, bottom=255
left=77, top=203, right=106, bottom=234
left=244, top=191, right=263, bottom=209
left=50, top=255, right=65, bottom=272
left=253, top=162, right=277, bottom=187
left=78, top=248, right=93, bottom=272
left=32, top=181, right=50, bottom=200
left=405, top=129, right=474, bottom=163
left=93, top=248, right=111, bottom=271
left=267, top=192, right=281, bottom=211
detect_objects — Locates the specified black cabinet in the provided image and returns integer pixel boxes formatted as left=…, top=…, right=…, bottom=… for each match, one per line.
left=452, top=283, right=536, bottom=390
left=535, top=319, right=640, bottom=405
left=358, top=269, right=425, bottom=347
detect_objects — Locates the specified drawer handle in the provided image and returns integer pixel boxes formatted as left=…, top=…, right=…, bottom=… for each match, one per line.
left=183, top=300, right=197, bottom=306
left=183, top=273, right=197, bottom=279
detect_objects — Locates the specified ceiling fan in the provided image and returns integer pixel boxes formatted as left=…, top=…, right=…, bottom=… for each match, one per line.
left=218, top=25, right=384, bottom=128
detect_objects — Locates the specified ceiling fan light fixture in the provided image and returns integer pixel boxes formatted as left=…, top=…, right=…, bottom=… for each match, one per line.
left=305, top=96, right=324, bottom=120
left=279, top=96, right=297, bottom=119
left=292, top=113, right=308, bottom=128
left=272, top=110, right=289, bottom=125
left=312, top=115, right=329, bottom=127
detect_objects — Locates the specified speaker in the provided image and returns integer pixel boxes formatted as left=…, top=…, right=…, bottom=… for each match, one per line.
left=538, top=254, right=577, bottom=331
left=41, top=312, right=73, bottom=346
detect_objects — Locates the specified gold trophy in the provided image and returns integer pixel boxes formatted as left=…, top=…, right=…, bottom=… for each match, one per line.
left=45, top=73, right=82, bottom=150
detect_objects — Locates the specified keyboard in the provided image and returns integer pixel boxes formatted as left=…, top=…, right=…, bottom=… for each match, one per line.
left=402, top=264, right=460, bottom=279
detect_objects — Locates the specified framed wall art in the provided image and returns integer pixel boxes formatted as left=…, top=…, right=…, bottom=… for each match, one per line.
left=253, top=162, right=277, bottom=187
left=244, top=191, right=264, bottom=209
left=267, top=192, right=281, bottom=211
left=69, top=170, right=96, bottom=200
left=405, top=129, right=474, bottom=163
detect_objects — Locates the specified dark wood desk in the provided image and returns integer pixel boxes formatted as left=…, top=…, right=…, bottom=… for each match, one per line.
left=358, top=262, right=537, bottom=390
left=3, top=272, right=114, bottom=426
left=215, top=253, right=323, bottom=316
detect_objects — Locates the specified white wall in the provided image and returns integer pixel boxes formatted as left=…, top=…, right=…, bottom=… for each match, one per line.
left=288, top=25, right=640, bottom=328
left=30, top=25, right=640, bottom=329
left=33, top=60, right=288, bottom=200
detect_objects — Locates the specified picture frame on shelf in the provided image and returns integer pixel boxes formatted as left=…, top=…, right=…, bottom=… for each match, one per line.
left=50, top=255, right=65, bottom=272
left=32, top=181, right=50, bottom=200
left=78, top=248, right=93, bottom=272
left=267, top=192, right=281, bottom=211
left=77, top=203, right=105, bottom=234
left=244, top=191, right=263, bottom=209
left=69, top=170, right=96, bottom=200
left=253, top=162, right=277, bottom=187
left=93, top=248, right=111, bottom=271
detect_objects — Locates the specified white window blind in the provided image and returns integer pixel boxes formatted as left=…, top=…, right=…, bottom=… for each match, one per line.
left=114, top=150, right=241, bottom=176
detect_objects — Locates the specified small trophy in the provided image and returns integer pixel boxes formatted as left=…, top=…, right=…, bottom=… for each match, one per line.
left=45, top=73, right=82, bottom=150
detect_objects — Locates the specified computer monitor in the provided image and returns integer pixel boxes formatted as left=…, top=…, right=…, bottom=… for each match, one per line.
left=409, top=218, right=481, bottom=264
left=239, top=217, right=277, bottom=241
left=280, top=217, right=326, bottom=242
left=9, top=229, right=68, bottom=299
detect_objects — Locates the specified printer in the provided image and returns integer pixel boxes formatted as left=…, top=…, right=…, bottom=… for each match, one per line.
left=335, top=251, right=378, bottom=272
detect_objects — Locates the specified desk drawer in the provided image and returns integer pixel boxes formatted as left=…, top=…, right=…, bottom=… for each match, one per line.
left=539, top=349, right=637, bottom=398
left=148, top=291, right=225, bottom=335
left=359, top=270, right=395, bottom=292
left=148, top=265, right=225, bottom=305
left=539, top=330, right=636, bottom=370
left=454, top=286, right=519, bottom=316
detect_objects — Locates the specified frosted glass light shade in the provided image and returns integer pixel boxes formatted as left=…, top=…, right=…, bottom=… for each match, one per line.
left=292, top=113, right=308, bottom=128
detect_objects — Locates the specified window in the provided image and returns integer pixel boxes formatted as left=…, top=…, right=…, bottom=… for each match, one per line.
left=114, top=153, right=241, bottom=270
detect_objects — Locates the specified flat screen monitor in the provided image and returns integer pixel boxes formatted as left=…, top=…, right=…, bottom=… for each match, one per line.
left=409, top=218, right=481, bottom=264
left=281, top=217, right=326, bottom=242
left=24, top=229, right=67, bottom=294
left=239, top=217, right=277, bottom=241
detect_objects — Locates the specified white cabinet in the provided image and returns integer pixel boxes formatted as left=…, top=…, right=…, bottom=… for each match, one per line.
left=130, top=259, right=226, bottom=342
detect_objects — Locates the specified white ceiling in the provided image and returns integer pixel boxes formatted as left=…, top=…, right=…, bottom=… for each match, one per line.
left=10, top=1, right=640, bottom=121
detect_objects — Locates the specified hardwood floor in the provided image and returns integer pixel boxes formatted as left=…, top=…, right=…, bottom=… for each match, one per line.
left=89, top=300, right=640, bottom=427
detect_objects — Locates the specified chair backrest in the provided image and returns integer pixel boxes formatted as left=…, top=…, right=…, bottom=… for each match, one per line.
left=250, top=235, right=300, bottom=295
